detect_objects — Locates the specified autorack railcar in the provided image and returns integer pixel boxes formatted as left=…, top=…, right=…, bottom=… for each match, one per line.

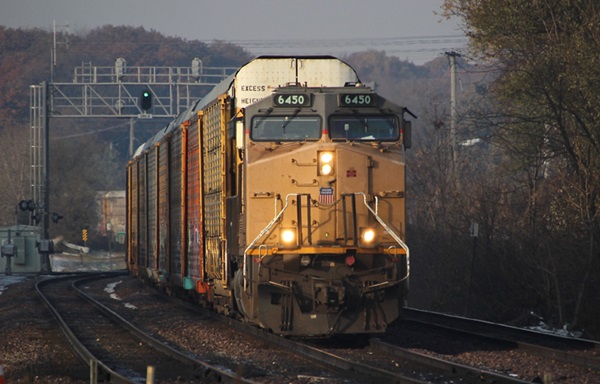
left=126, top=56, right=412, bottom=336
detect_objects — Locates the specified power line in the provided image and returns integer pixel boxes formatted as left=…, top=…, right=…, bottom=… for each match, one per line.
left=57, top=34, right=468, bottom=64
left=227, top=36, right=468, bottom=64
left=51, top=121, right=131, bottom=140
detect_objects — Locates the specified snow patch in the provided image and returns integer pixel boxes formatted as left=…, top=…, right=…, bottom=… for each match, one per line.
left=103, top=280, right=137, bottom=310
left=525, top=311, right=583, bottom=338
left=527, top=321, right=583, bottom=338
left=0, top=275, right=26, bottom=295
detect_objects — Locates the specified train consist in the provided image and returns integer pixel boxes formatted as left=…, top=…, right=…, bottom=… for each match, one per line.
left=126, top=56, right=412, bottom=336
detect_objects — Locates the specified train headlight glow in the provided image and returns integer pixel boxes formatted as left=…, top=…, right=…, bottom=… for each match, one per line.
left=318, top=151, right=335, bottom=176
left=360, top=228, right=377, bottom=245
left=320, top=151, right=333, bottom=163
left=321, top=163, right=333, bottom=175
left=279, top=228, right=296, bottom=247
left=282, top=229, right=295, bottom=243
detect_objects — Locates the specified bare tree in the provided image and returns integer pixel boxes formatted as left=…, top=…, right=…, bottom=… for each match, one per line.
left=444, top=0, right=600, bottom=334
left=0, top=124, right=30, bottom=226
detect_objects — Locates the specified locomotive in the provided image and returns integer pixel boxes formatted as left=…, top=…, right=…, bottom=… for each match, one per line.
left=126, top=56, right=412, bottom=336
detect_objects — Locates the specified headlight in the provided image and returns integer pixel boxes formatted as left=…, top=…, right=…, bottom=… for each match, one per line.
left=318, top=151, right=334, bottom=176
left=279, top=228, right=296, bottom=248
left=281, top=229, right=295, bottom=243
left=321, top=163, right=333, bottom=175
left=360, top=228, right=376, bottom=245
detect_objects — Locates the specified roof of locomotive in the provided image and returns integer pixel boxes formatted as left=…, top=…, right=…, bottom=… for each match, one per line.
left=192, top=55, right=359, bottom=111
left=132, top=56, right=359, bottom=159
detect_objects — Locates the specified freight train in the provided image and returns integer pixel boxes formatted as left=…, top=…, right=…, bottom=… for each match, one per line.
left=126, top=56, right=413, bottom=336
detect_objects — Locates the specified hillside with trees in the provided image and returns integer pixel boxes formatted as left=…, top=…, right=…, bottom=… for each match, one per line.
left=1, top=14, right=598, bottom=340
left=433, top=0, right=599, bottom=337
left=0, top=25, right=252, bottom=245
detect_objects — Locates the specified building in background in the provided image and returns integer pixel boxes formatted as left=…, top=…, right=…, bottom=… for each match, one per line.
left=97, top=191, right=126, bottom=244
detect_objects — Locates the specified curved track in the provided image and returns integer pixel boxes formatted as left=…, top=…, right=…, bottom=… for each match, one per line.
left=80, top=274, right=535, bottom=383
left=36, top=272, right=250, bottom=383
left=36, top=273, right=598, bottom=383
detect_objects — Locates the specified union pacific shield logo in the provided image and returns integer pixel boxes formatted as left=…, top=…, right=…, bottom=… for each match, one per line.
left=319, top=187, right=335, bottom=205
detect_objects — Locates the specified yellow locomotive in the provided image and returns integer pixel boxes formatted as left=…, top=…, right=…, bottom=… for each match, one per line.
left=127, top=56, right=412, bottom=336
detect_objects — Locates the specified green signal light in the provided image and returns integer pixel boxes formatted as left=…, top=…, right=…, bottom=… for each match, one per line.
left=140, top=89, right=152, bottom=111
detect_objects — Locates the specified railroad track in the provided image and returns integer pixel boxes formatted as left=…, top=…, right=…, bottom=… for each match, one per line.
left=80, top=274, right=534, bottom=383
left=403, top=308, right=600, bottom=371
left=298, top=337, right=530, bottom=384
left=36, top=273, right=250, bottom=383
left=36, top=273, right=597, bottom=383
left=82, top=274, right=413, bottom=383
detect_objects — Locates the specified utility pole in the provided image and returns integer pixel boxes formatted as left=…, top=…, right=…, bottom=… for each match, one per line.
left=42, top=81, right=51, bottom=273
left=446, top=51, right=460, bottom=174
left=129, top=117, right=135, bottom=157
left=466, top=221, right=479, bottom=316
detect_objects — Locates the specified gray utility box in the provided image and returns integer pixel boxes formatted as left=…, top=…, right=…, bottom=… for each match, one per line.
left=1, top=226, right=42, bottom=273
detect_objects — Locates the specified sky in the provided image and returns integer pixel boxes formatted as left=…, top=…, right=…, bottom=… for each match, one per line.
left=0, top=0, right=466, bottom=64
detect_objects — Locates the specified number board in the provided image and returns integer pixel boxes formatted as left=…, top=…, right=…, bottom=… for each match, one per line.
left=339, top=93, right=376, bottom=107
left=274, top=93, right=311, bottom=107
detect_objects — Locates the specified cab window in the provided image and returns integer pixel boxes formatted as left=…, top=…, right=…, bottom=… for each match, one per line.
left=251, top=116, right=321, bottom=141
left=329, top=115, right=399, bottom=141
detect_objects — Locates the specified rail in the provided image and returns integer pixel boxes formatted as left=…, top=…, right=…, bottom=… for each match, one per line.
left=35, top=273, right=133, bottom=383
left=37, top=273, right=251, bottom=383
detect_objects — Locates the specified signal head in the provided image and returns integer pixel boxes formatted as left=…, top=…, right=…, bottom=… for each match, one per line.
left=140, top=89, right=152, bottom=111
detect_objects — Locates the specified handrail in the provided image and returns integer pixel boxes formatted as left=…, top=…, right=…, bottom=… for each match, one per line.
left=242, top=192, right=410, bottom=290
left=243, top=193, right=296, bottom=291
left=356, top=192, right=410, bottom=281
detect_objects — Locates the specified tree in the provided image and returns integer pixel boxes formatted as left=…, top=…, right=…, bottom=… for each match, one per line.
left=444, top=0, right=600, bottom=333
left=48, top=124, right=124, bottom=243
left=0, top=124, right=29, bottom=226
left=0, top=25, right=251, bottom=241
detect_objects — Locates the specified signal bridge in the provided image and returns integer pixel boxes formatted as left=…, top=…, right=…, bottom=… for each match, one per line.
left=33, top=58, right=236, bottom=118
left=28, top=58, right=236, bottom=245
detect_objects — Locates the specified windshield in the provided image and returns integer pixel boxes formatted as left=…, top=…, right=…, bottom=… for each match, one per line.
left=329, top=115, right=399, bottom=141
left=251, top=115, right=321, bottom=141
